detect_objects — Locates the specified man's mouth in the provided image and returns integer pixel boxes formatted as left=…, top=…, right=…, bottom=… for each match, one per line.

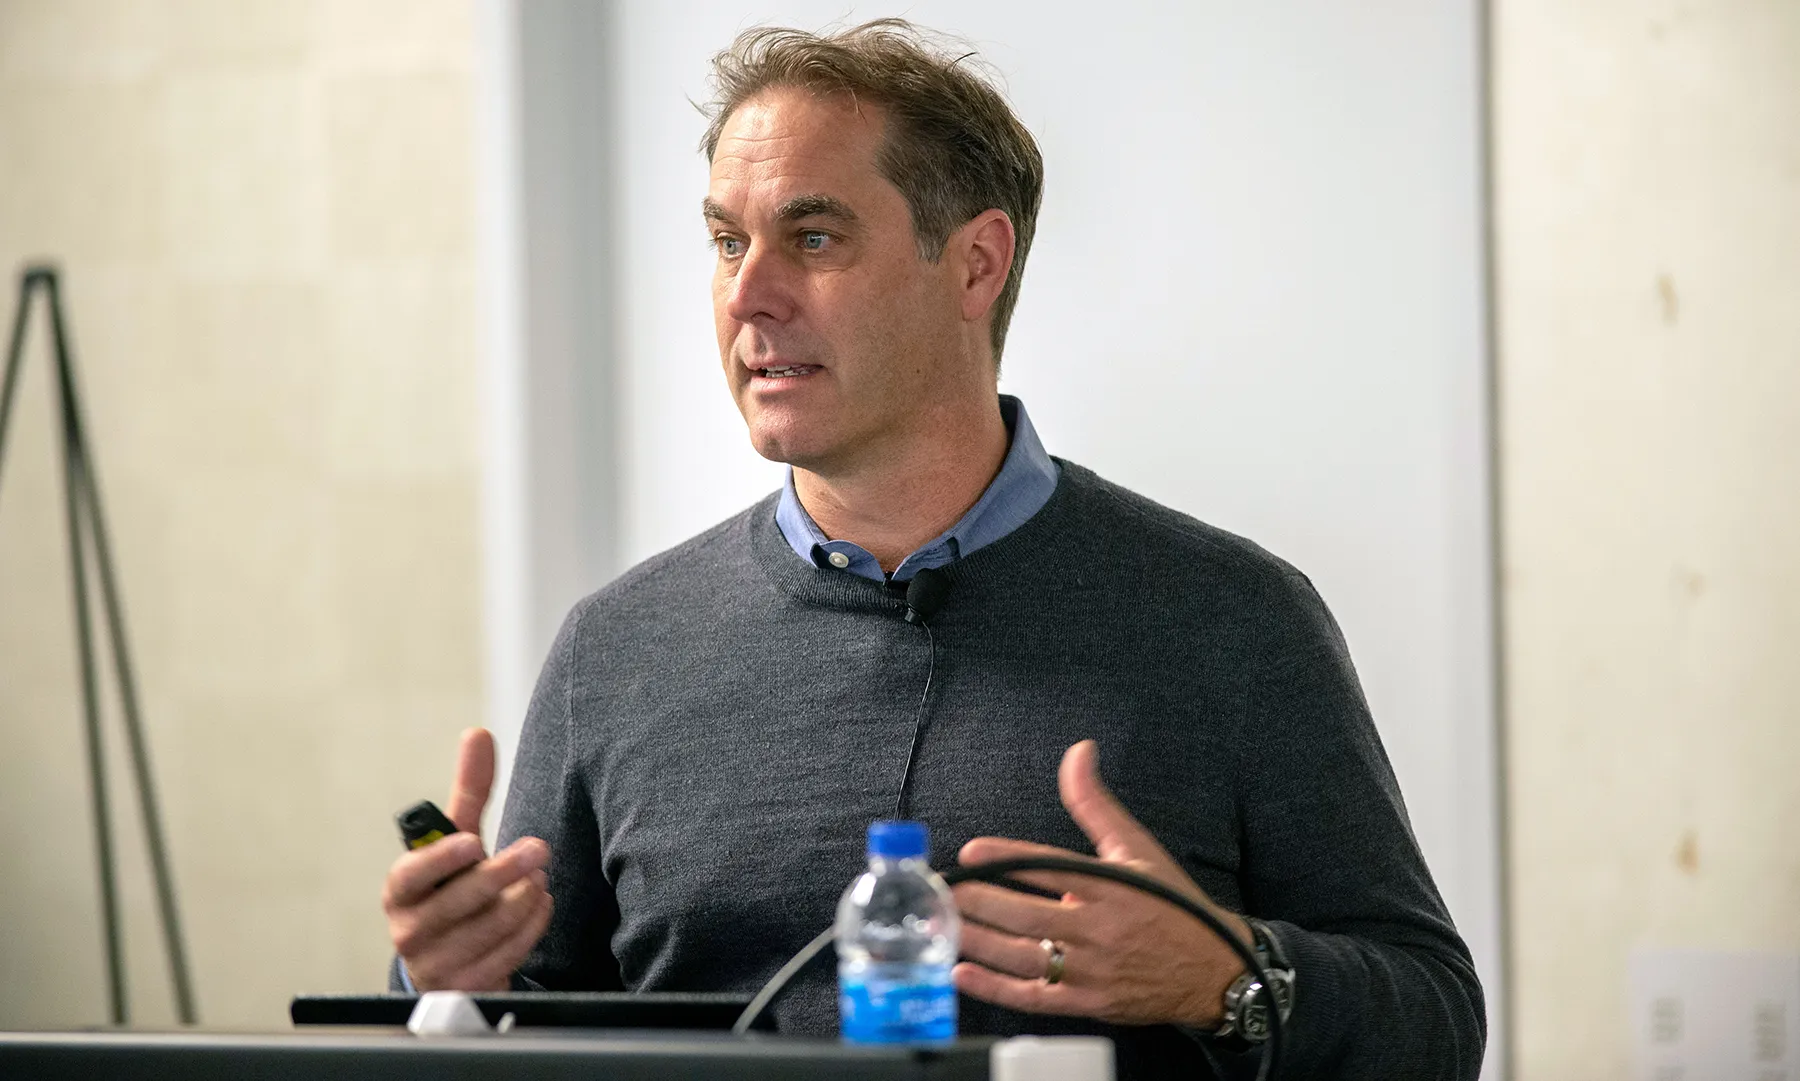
left=756, top=365, right=822, bottom=379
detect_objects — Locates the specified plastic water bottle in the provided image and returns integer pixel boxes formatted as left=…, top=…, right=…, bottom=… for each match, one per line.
left=836, top=820, right=961, bottom=1043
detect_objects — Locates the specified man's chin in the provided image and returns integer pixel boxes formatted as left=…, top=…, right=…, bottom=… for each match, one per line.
left=745, top=424, right=833, bottom=471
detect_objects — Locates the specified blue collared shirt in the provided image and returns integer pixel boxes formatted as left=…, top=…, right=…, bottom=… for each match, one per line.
left=773, top=395, right=1060, bottom=583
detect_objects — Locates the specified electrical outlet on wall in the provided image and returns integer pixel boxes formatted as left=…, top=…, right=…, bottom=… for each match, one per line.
left=1630, top=949, right=1798, bottom=1081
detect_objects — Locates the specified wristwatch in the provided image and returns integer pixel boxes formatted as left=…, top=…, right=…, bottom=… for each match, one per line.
left=1213, top=918, right=1295, bottom=1044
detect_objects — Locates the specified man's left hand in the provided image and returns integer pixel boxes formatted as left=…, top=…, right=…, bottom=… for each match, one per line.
left=951, top=739, right=1251, bottom=1028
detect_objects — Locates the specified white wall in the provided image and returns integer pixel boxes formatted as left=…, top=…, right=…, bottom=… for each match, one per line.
left=486, top=0, right=1501, bottom=1069
left=474, top=0, right=623, bottom=835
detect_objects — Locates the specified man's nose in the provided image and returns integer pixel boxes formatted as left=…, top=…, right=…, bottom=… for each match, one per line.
left=723, top=244, right=795, bottom=325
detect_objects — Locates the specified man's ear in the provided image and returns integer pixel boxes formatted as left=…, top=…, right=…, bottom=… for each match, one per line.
left=952, top=209, right=1017, bottom=325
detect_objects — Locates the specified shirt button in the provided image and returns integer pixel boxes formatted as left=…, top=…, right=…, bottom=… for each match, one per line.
left=827, top=552, right=851, bottom=569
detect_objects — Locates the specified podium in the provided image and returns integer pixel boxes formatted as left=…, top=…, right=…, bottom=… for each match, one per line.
left=0, top=1029, right=993, bottom=1079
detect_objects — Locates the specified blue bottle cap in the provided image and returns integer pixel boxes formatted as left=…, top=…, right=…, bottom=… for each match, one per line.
left=867, top=820, right=929, bottom=860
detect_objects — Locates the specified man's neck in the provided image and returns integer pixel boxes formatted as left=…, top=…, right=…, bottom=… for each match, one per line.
left=793, top=401, right=1010, bottom=574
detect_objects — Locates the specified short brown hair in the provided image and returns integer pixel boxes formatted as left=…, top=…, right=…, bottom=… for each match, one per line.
left=701, top=19, right=1044, bottom=364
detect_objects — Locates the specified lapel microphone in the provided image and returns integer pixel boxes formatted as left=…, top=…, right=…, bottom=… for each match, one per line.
left=903, top=567, right=953, bottom=625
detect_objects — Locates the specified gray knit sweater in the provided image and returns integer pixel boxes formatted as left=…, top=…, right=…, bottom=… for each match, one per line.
left=471, top=461, right=1485, bottom=1078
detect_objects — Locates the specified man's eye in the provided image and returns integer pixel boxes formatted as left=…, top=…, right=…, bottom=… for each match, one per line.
left=716, top=236, right=744, bottom=257
left=800, top=231, right=830, bottom=251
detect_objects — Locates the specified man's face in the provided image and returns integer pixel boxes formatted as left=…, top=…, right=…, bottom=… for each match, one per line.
left=706, top=87, right=966, bottom=473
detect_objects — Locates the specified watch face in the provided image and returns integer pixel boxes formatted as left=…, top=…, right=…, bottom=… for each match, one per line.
left=1241, top=992, right=1270, bottom=1042
left=1243, top=972, right=1295, bottom=1044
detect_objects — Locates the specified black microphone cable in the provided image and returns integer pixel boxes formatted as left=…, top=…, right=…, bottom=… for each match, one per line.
left=892, top=566, right=951, bottom=819
left=892, top=618, right=935, bottom=820
left=731, top=854, right=1284, bottom=1081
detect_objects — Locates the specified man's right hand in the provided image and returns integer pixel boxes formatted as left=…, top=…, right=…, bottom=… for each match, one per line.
left=382, top=727, right=554, bottom=992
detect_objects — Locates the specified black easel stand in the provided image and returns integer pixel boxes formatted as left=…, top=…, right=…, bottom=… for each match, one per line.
left=0, top=265, right=197, bottom=1025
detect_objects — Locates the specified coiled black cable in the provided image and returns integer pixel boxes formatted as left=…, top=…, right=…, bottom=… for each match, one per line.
left=731, top=854, right=1283, bottom=1080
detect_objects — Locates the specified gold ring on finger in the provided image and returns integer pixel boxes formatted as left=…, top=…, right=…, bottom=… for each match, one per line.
left=1039, top=938, right=1067, bottom=986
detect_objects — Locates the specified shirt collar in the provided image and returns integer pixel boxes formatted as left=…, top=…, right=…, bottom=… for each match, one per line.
left=773, top=395, right=1059, bottom=583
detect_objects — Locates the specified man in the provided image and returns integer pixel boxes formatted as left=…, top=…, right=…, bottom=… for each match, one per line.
left=382, top=20, right=1485, bottom=1079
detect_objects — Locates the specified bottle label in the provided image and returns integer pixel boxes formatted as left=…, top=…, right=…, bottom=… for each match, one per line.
left=838, top=962, right=957, bottom=1043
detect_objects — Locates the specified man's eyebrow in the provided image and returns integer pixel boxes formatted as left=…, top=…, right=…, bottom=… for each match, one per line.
left=774, top=194, right=860, bottom=224
left=701, top=198, right=735, bottom=224
left=702, top=194, right=860, bottom=227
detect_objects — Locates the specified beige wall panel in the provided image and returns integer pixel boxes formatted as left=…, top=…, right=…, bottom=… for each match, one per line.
left=155, top=0, right=312, bottom=65
left=161, top=71, right=323, bottom=275
left=325, top=478, right=484, bottom=696
left=324, top=74, right=474, bottom=262
left=0, top=690, right=108, bottom=1024
left=317, top=0, right=474, bottom=73
left=321, top=269, right=479, bottom=481
left=1496, top=0, right=1800, bottom=1078
left=0, top=85, right=166, bottom=262
left=0, top=2, right=163, bottom=80
left=0, top=2, right=481, bottom=1028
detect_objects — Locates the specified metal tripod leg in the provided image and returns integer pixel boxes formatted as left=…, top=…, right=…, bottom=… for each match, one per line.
left=1, top=267, right=198, bottom=1025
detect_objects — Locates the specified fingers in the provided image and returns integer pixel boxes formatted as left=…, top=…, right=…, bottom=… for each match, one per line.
left=960, top=835, right=1080, bottom=865
left=412, top=839, right=549, bottom=934
left=959, top=921, right=1060, bottom=981
left=447, top=728, right=497, bottom=834
left=953, top=881, right=1075, bottom=941
left=461, top=887, right=555, bottom=991
left=405, top=872, right=553, bottom=992
left=1058, top=740, right=1170, bottom=864
left=953, top=961, right=1097, bottom=1019
left=414, top=873, right=545, bottom=983
left=958, top=836, right=1105, bottom=898
left=385, top=836, right=550, bottom=985
left=384, top=832, right=486, bottom=909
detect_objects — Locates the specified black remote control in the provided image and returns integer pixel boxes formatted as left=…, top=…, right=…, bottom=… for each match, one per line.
left=395, top=799, right=459, bottom=851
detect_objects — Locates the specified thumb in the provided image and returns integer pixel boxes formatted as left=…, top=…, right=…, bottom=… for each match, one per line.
left=446, top=727, right=496, bottom=834
left=1059, top=740, right=1170, bottom=864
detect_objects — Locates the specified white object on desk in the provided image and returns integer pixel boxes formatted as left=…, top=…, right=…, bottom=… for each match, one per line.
left=991, top=1035, right=1115, bottom=1081
left=406, top=991, right=495, bottom=1037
